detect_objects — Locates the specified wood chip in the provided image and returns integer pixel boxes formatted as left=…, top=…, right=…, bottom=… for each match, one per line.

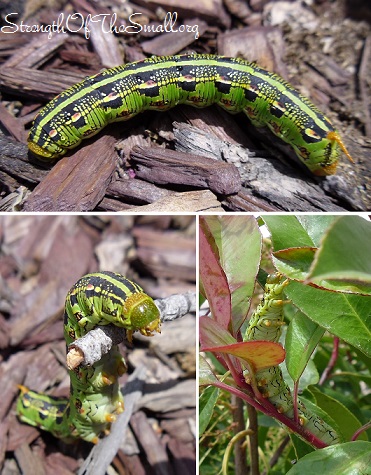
left=90, top=21, right=124, bottom=68
left=1, top=34, right=68, bottom=69
left=127, top=189, right=224, bottom=212
left=130, top=145, right=241, bottom=195
left=14, top=443, right=46, bottom=475
left=0, top=103, right=26, bottom=143
left=138, top=379, right=196, bottom=412
left=218, top=25, right=288, bottom=77
left=141, top=19, right=208, bottom=55
left=138, top=0, right=231, bottom=28
left=107, top=177, right=174, bottom=205
left=23, top=135, right=117, bottom=211
left=130, top=411, right=170, bottom=471
left=0, top=67, right=84, bottom=100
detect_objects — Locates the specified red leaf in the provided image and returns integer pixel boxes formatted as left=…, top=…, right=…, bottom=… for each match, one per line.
left=199, top=220, right=231, bottom=329
left=202, top=340, right=286, bottom=372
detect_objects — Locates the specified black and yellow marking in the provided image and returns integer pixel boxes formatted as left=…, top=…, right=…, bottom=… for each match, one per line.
left=28, top=54, right=353, bottom=176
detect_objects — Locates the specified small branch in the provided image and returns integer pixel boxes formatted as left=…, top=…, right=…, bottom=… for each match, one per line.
left=359, top=35, right=371, bottom=137
left=351, top=421, right=371, bottom=441
left=155, top=292, right=196, bottom=322
left=262, top=436, right=290, bottom=475
left=232, top=396, right=249, bottom=475
left=66, top=325, right=125, bottom=370
left=234, top=376, right=330, bottom=449
left=202, top=380, right=266, bottom=414
left=246, top=403, right=260, bottom=475
left=66, top=292, right=196, bottom=370
left=256, top=397, right=329, bottom=449
left=224, top=354, right=244, bottom=387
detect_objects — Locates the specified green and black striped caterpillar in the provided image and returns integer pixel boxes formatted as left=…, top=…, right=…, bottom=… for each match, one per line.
left=28, top=54, right=353, bottom=176
left=17, top=271, right=161, bottom=444
left=244, top=273, right=340, bottom=446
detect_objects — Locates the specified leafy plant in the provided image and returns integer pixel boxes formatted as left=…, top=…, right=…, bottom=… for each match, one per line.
left=199, top=215, right=371, bottom=475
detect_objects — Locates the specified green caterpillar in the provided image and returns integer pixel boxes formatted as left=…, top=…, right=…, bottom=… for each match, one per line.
left=17, top=271, right=161, bottom=444
left=244, top=273, right=340, bottom=446
left=28, top=54, right=353, bottom=176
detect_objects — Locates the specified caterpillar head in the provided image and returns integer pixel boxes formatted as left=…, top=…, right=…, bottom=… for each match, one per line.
left=123, top=292, right=161, bottom=341
left=28, top=122, right=69, bottom=161
left=297, top=130, right=353, bottom=176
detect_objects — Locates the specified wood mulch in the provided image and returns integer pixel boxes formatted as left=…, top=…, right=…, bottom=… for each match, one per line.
left=0, top=0, right=369, bottom=211
left=0, top=215, right=196, bottom=475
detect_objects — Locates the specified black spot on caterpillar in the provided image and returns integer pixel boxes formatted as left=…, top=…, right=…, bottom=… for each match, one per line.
left=17, top=272, right=161, bottom=443
left=244, top=273, right=341, bottom=445
left=28, top=54, right=353, bottom=176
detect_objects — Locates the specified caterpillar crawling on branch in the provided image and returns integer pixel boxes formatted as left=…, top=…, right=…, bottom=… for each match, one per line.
left=17, top=272, right=161, bottom=443
left=244, top=273, right=341, bottom=446
left=28, top=54, right=353, bottom=176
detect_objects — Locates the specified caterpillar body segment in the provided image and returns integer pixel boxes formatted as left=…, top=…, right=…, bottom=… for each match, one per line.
left=244, top=273, right=341, bottom=445
left=16, top=385, right=71, bottom=440
left=244, top=275, right=289, bottom=342
left=17, top=272, right=160, bottom=443
left=28, top=54, right=353, bottom=176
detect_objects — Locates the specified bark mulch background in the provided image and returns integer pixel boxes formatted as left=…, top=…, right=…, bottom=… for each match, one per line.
left=0, top=215, right=196, bottom=475
left=0, top=0, right=369, bottom=212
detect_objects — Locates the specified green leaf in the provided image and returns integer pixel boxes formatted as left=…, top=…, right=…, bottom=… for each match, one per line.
left=203, top=215, right=262, bottom=334
left=286, top=441, right=371, bottom=475
left=199, top=354, right=220, bottom=386
left=263, top=215, right=338, bottom=250
left=265, top=215, right=371, bottom=294
left=310, top=387, right=366, bottom=442
left=286, top=281, right=371, bottom=357
left=285, top=311, right=325, bottom=382
left=308, top=216, right=371, bottom=294
left=272, top=247, right=317, bottom=278
left=281, top=358, right=319, bottom=393
left=290, top=434, right=315, bottom=458
left=199, top=383, right=220, bottom=435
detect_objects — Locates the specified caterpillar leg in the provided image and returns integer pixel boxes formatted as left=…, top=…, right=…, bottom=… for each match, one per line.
left=69, top=388, right=125, bottom=443
left=67, top=348, right=126, bottom=442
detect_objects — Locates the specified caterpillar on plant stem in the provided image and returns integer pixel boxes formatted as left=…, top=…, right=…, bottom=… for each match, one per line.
left=16, top=271, right=161, bottom=444
left=244, top=273, right=341, bottom=446
left=28, top=54, right=353, bottom=176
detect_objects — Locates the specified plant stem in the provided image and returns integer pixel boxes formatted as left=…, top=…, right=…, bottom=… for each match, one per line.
left=262, top=436, right=290, bottom=475
left=246, top=403, right=260, bottom=475
left=232, top=395, right=249, bottom=475
left=319, top=337, right=339, bottom=385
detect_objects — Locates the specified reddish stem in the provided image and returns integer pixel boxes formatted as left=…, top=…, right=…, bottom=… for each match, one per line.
left=319, top=337, right=339, bottom=385
left=292, top=381, right=299, bottom=423
left=207, top=375, right=330, bottom=449
left=351, top=421, right=371, bottom=441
